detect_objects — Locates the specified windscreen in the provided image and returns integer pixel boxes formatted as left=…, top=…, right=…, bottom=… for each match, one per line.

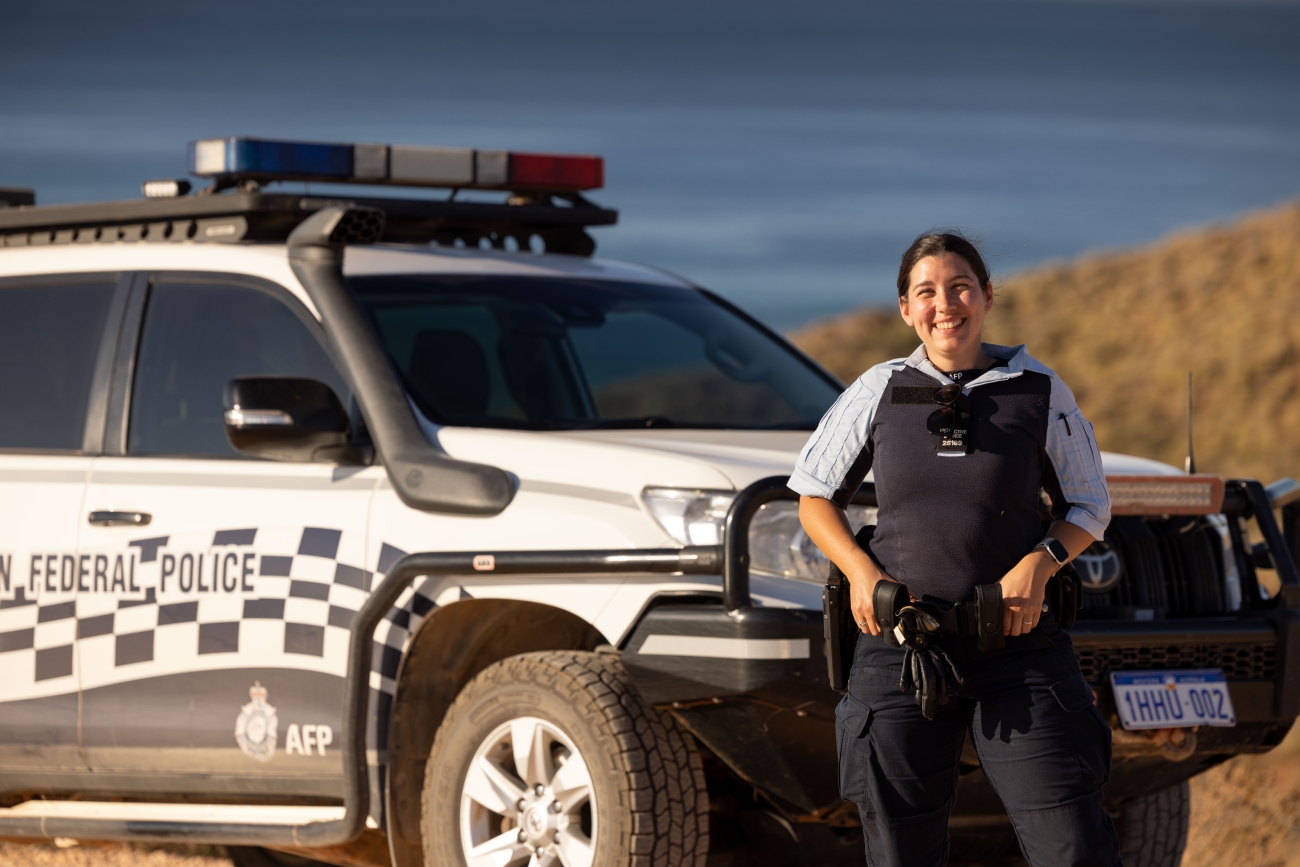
left=348, top=275, right=841, bottom=430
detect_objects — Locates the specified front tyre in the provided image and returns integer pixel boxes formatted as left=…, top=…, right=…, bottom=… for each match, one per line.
left=1117, top=780, right=1190, bottom=867
left=422, top=651, right=708, bottom=867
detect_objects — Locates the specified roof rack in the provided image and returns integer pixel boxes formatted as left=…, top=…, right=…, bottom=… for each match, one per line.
left=0, top=137, right=617, bottom=256
left=0, top=191, right=616, bottom=256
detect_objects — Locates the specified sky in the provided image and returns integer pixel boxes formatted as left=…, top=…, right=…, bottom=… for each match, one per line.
left=3, top=0, right=1299, bottom=327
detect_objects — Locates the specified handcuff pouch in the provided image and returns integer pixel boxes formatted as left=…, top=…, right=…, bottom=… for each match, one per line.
left=975, top=583, right=1005, bottom=652
left=874, top=579, right=909, bottom=647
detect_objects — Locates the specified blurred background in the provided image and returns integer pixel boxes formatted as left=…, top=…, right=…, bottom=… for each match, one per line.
left=3, top=0, right=1299, bottom=328
left=4, top=0, right=1300, bottom=480
left=3, top=4, right=1300, bottom=866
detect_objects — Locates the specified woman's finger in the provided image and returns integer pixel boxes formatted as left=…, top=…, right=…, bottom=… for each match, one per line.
left=1006, top=604, right=1024, bottom=637
left=851, top=585, right=878, bottom=636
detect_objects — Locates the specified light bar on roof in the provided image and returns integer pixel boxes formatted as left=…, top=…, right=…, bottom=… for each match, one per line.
left=188, top=137, right=603, bottom=192
left=1106, top=475, right=1225, bottom=516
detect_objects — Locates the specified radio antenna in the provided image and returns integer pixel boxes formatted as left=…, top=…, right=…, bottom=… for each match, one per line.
left=1184, top=371, right=1196, bottom=475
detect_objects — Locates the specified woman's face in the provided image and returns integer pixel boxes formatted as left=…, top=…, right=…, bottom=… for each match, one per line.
left=899, top=252, right=992, bottom=361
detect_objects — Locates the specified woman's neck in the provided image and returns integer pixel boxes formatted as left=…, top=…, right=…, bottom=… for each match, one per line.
left=926, top=342, right=992, bottom=373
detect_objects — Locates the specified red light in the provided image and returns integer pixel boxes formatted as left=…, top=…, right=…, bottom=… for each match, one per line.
left=509, top=153, right=604, bottom=191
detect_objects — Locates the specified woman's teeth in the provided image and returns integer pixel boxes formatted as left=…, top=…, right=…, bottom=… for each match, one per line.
left=934, top=319, right=965, bottom=331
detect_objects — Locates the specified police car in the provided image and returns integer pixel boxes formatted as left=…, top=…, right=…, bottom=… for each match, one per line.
left=0, top=138, right=1295, bottom=867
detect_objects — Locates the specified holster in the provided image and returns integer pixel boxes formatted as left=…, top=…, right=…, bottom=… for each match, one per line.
left=1045, top=562, right=1083, bottom=629
left=822, top=525, right=875, bottom=692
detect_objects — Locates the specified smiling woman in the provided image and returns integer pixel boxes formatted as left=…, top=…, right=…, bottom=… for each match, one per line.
left=791, top=230, right=1119, bottom=866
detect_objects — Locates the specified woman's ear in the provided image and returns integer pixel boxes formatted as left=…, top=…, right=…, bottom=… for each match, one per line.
left=899, top=293, right=915, bottom=327
left=982, top=283, right=994, bottom=312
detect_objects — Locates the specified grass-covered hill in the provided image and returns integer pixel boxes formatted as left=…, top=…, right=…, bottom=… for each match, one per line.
left=789, top=200, right=1300, bottom=484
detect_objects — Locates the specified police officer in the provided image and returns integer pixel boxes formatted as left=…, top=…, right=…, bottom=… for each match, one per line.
left=792, top=232, right=1120, bottom=866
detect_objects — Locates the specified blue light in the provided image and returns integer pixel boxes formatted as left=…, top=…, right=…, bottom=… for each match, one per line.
left=189, top=137, right=353, bottom=179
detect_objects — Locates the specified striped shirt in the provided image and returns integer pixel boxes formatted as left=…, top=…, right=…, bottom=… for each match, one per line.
left=790, top=343, right=1110, bottom=602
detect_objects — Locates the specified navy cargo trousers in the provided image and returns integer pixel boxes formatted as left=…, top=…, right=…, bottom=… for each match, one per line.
left=836, top=616, right=1122, bottom=867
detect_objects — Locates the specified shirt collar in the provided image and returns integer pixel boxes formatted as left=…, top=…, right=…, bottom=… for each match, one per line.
left=904, top=342, right=1028, bottom=388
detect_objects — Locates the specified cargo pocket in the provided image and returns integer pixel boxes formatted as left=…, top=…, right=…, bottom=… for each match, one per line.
left=835, top=693, right=873, bottom=803
left=1050, top=672, right=1112, bottom=788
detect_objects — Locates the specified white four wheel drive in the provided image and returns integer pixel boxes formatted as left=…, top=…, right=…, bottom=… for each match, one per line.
left=0, top=138, right=1296, bottom=867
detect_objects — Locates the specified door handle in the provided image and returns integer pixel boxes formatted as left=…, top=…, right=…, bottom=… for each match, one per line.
left=88, top=510, right=152, bottom=527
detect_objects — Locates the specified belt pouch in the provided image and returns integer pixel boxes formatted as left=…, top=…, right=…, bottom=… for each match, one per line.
left=975, top=583, right=1005, bottom=652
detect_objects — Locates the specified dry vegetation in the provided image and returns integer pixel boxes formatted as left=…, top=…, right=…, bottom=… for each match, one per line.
left=791, top=200, right=1300, bottom=483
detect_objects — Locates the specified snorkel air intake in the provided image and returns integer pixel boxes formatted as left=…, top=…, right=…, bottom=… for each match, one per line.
left=287, top=207, right=516, bottom=516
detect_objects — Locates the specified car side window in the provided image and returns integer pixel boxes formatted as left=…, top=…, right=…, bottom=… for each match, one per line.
left=0, top=281, right=116, bottom=451
left=128, top=281, right=350, bottom=458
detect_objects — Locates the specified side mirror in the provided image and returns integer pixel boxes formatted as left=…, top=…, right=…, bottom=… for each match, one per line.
left=223, top=376, right=367, bottom=464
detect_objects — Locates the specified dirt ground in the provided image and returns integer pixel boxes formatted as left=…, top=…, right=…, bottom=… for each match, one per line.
left=1182, top=724, right=1300, bottom=867
left=0, top=843, right=232, bottom=867
left=3, top=726, right=1298, bottom=867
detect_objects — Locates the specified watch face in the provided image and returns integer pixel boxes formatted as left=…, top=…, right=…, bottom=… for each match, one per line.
left=1041, top=538, right=1068, bottom=564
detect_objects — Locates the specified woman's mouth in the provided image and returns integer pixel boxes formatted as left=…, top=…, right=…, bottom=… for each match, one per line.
left=934, top=318, right=967, bottom=332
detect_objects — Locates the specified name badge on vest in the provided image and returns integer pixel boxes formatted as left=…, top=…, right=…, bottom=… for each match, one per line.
left=928, top=384, right=971, bottom=457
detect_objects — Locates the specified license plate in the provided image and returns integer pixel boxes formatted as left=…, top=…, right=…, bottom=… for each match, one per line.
left=1109, top=669, right=1237, bottom=730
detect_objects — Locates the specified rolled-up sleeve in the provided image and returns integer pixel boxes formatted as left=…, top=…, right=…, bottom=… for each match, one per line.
left=1042, top=377, right=1111, bottom=540
left=789, top=363, right=896, bottom=504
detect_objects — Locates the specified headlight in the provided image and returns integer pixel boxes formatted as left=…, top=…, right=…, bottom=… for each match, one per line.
left=748, top=500, right=877, bottom=583
left=642, top=488, right=734, bottom=546
left=642, top=487, right=876, bottom=583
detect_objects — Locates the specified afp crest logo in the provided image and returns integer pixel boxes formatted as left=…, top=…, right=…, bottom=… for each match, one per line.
left=1076, top=539, right=1124, bottom=593
left=235, top=682, right=279, bottom=762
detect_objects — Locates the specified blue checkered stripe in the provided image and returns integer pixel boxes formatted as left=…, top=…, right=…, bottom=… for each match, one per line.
left=367, top=555, right=465, bottom=696
left=0, top=527, right=448, bottom=694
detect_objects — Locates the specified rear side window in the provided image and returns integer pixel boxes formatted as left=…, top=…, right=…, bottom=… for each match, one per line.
left=0, top=282, right=115, bottom=451
left=129, top=282, right=349, bottom=457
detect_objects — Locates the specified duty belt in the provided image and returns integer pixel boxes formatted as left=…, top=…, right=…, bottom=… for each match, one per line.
left=820, top=523, right=1084, bottom=704
left=872, top=581, right=1005, bottom=720
left=873, top=581, right=1005, bottom=651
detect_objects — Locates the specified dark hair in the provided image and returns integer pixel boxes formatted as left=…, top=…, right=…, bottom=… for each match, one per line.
left=896, top=231, right=991, bottom=298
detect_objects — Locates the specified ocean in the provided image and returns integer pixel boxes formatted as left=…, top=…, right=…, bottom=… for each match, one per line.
left=2, top=0, right=1298, bottom=328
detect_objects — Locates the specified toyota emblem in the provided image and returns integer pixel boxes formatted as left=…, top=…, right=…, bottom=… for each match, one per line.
left=1076, top=539, right=1124, bottom=593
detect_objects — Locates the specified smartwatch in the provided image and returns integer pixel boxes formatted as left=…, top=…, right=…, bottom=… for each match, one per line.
left=1034, top=537, right=1070, bottom=566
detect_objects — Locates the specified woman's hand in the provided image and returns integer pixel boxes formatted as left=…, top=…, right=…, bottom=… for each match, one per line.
left=798, top=495, right=895, bottom=636
left=1000, top=520, right=1099, bottom=635
left=998, top=552, right=1054, bottom=636
left=848, top=569, right=897, bottom=637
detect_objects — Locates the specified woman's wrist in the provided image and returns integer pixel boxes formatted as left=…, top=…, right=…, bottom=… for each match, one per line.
left=1025, top=550, right=1058, bottom=585
left=845, top=557, right=884, bottom=590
